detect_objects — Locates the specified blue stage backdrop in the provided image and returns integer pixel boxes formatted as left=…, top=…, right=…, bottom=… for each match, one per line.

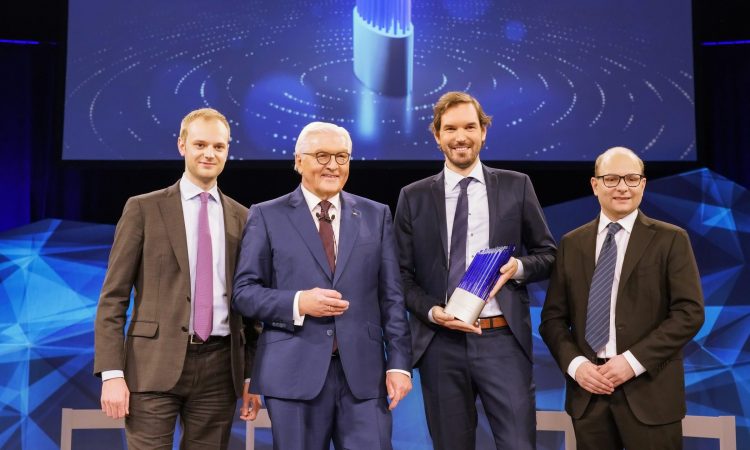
left=1, top=168, right=746, bottom=449
left=63, top=0, right=695, bottom=161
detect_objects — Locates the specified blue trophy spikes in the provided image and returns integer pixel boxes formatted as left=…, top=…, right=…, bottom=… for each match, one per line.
left=353, top=0, right=414, bottom=96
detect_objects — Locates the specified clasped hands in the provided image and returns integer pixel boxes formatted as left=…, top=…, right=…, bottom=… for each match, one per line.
left=574, top=355, right=636, bottom=394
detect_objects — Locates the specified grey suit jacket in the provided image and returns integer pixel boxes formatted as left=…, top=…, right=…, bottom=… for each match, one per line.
left=395, top=165, right=557, bottom=365
left=540, top=211, right=705, bottom=424
left=94, top=180, right=257, bottom=396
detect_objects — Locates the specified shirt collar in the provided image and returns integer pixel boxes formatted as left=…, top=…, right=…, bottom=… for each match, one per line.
left=444, top=159, right=485, bottom=191
left=180, top=173, right=219, bottom=202
left=598, top=209, right=638, bottom=234
left=300, top=184, right=341, bottom=212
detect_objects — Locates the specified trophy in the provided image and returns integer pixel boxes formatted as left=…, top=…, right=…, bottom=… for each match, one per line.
left=444, top=245, right=516, bottom=324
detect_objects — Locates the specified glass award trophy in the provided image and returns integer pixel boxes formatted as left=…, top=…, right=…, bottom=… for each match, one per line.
left=444, top=245, right=516, bottom=324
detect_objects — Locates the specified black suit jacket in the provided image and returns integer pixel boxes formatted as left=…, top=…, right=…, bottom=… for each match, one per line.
left=395, top=165, right=557, bottom=365
left=539, top=211, right=704, bottom=424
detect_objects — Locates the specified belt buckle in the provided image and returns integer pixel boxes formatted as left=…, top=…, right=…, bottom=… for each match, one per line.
left=189, top=335, right=205, bottom=345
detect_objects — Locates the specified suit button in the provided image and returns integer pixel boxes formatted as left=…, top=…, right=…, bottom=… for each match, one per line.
left=186, top=296, right=190, bottom=302
left=181, top=326, right=188, bottom=332
left=326, top=329, right=334, bottom=336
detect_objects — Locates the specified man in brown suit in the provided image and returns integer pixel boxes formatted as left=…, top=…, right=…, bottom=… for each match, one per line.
left=540, top=147, right=704, bottom=449
left=94, top=108, right=261, bottom=449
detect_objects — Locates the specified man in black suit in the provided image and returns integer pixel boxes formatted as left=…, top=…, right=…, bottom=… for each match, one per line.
left=395, top=92, right=556, bottom=450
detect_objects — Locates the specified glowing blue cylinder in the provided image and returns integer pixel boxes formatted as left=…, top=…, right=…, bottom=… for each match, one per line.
left=352, top=0, right=413, bottom=96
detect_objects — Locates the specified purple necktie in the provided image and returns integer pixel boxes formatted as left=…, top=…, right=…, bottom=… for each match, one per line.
left=194, top=192, right=213, bottom=341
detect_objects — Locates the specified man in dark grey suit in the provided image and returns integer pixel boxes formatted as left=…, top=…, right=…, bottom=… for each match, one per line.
left=395, top=92, right=556, bottom=450
left=540, top=147, right=704, bottom=449
left=94, top=108, right=261, bottom=449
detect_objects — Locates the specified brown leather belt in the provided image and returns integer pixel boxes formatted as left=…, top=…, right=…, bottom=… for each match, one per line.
left=477, top=315, right=508, bottom=330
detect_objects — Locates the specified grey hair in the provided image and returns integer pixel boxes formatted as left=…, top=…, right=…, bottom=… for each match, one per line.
left=293, top=122, right=352, bottom=172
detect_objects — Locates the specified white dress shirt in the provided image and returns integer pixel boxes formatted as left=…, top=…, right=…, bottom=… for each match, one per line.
left=567, top=209, right=647, bottom=379
left=102, top=174, right=229, bottom=382
left=429, top=161, right=525, bottom=322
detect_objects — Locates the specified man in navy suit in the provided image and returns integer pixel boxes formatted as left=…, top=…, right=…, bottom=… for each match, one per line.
left=232, top=122, right=412, bottom=450
left=395, top=92, right=556, bottom=449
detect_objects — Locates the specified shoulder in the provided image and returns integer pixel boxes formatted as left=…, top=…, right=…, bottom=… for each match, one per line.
left=483, top=166, right=530, bottom=183
left=640, top=214, right=688, bottom=237
left=124, top=184, right=175, bottom=207
left=342, top=191, right=388, bottom=213
left=400, top=173, right=440, bottom=195
left=220, top=192, right=248, bottom=215
left=560, top=219, right=597, bottom=243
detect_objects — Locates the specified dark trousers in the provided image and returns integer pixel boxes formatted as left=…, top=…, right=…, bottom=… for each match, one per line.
left=573, top=388, right=683, bottom=450
left=125, top=340, right=237, bottom=450
left=418, top=326, right=536, bottom=450
left=264, top=356, right=393, bottom=450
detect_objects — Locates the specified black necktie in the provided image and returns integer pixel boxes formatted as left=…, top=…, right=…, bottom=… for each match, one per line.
left=447, top=177, right=473, bottom=298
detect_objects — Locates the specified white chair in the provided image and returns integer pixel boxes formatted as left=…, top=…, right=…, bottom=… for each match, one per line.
left=60, top=408, right=124, bottom=450
left=245, top=408, right=272, bottom=450
left=536, top=410, right=576, bottom=450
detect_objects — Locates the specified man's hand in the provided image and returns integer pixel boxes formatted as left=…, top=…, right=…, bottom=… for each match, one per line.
left=431, top=306, right=482, bottom=334
left=574, top=361, right=614, bottom=395
left=101, top=378, right=130, bottom=419
left=487, top=257, right=518, bottom=299
left=299, top=288, right=349, bottom=317
left=385, top=372, right=412, bottom=411
left=598, top=355, right=636, bottom=388
left=239, top=380, right=262, bottom=421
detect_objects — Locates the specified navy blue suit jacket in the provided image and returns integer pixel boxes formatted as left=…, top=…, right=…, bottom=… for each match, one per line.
left=395, top=165, right=557, bottom=365
left=232, top=187, right=412, bottom=400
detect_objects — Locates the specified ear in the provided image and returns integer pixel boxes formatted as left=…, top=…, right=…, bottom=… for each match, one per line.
left=294, top=153, right=302, bottom=173
left=480, top=126, right=487, bottom=144
left=590, top=177, right=599, bottom=196
left=177, top=137, right=186, bottom=157
left=433, top=132, right=441, bottom=147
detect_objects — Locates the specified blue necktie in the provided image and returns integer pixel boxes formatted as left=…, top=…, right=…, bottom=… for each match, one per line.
left=585, top=222, right=623, bottom=353
left=447, top=177, right=473, bottom=298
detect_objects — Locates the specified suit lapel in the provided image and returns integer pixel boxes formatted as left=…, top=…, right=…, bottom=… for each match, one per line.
left=430, top=172, right=449, bottom=263
left=220, top=190, right=242, bottom=293
left=287, top=187, right=334, bottom=281
left=333, top=192, right=360, bottom=286
left=617, top=211, right=656, bottom=294
left=159, top=181, right=189, bottom=276
left=580, top=217, right=599, bottom=290
left=483, top=165, right=501, bottom=246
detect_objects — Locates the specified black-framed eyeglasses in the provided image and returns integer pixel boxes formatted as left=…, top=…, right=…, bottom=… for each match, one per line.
left=302, top=152, right=350, bottom=165
left=596, top=173, right=645, bottom=188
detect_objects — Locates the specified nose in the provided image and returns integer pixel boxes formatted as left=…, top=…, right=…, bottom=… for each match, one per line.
left=324, top=155, right=338, bottom=170
left=204, top=146, right=215, bottom=159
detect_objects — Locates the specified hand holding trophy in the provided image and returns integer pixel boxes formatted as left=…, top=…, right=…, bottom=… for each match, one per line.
left=444, top=245, right=516, bottom=324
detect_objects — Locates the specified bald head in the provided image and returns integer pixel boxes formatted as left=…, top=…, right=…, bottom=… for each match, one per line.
left=594, top=147, right=644, bottom=176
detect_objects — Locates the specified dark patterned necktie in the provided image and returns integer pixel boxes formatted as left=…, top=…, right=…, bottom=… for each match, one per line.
left=447, top=177, right=473, bottom=298
left=318, top=200, right=335, bottom=274
left=585, top=222, right=623, bottom=353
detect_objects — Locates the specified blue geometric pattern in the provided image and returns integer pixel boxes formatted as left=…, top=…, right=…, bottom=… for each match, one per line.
left=1, top=168, right=748, bottom=449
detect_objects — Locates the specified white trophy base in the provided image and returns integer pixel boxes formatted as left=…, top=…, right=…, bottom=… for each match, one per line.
left=444, top=288, right=485, bottom=324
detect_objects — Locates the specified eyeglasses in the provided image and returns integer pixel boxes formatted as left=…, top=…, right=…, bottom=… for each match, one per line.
left=596, top=174, right=645, bottom=188
left=302, top=152, right=350, bottom=165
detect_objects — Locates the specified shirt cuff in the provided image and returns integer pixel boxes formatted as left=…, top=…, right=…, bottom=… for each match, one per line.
left=387, top=369, right=411, bottom=378
left=293, top=291, right=305, bottom=326
left=427, top=306, right=437, bottom=324
left=244, top=378, right=251, bottom=384
left=623, top=350, right=646, bottom=376
left=567, top=356, right=589, bottom=380
left=511, top=258, right=525, bottom=280
left=101, top=370, right=124, bottom=381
